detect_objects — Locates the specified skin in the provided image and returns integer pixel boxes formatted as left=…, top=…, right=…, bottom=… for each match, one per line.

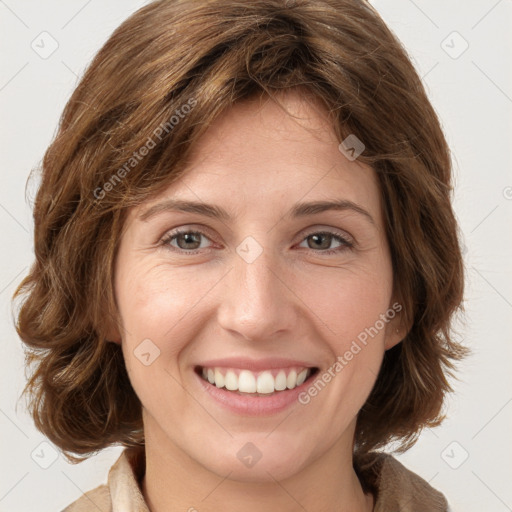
left=109, top=90, right=403, bottom=512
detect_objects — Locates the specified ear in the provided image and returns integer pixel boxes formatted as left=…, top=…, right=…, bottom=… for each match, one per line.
left=106, top=330, right=122, bottom=346
left=104, top=314, right=123, bottom=346
left=383, top=300, right=410, bottom=350
left=384, top=323, right=403, bottom=350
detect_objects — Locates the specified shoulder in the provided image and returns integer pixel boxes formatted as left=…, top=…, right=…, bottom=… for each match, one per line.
left=61, top=483, right=111, bottom=512
left=357, top=452, right=451, bottom=512
left=60, top=447, right=147, bottom=512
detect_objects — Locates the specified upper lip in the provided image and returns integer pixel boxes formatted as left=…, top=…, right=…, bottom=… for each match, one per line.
left=196, top=357, right=318, bottom=372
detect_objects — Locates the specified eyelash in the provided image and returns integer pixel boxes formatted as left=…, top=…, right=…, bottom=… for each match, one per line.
left=160, top=227, right=354, bottom=255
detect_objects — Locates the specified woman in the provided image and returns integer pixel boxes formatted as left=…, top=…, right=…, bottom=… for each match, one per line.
left=13, top=0, right=466, bottom=510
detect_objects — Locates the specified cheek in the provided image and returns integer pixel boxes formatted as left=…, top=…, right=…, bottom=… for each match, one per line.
left=298, top=252, right=393, bottom=404
left=299, top=277, right=390, bottom=427
left=115, top=264, right=205, bottom=408
left=304, top=261, right=393, bottom=346
left=116, top=262, right=204, bottom=334
left=115, top=262, right=221, bottom=378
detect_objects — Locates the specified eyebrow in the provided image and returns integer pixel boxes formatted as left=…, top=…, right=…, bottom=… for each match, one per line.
left=139, top=198, right=375, bottom=225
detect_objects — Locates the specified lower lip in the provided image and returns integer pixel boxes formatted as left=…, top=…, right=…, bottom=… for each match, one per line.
left=194, top=370, right=317, bottom=416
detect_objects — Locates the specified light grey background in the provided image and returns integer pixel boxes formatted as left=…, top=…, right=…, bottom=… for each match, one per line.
left=1, top=1, right=511, bottom=511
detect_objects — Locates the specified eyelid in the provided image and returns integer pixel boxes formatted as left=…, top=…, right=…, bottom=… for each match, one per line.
left=295, top=229, right=354, bottom=255
left=159, top=223, right=356, bottom=255
left=301, top=226, right=355, bottom=245
left=159, top=223, right=218, bottom=242
left=160, top=226, right=218, bottom=250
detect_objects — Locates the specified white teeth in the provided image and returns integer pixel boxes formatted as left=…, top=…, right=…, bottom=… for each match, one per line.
left=224, top=370, right=238, bottom=391
left=296, top=369, right=308, bottom=386
left=201, top=367, right=312, bottom=394
left=274, top=370, right=287, bottom=391
left=238, top=370, right=256, bottom=393
left=286, top=370, right=297, bottom=389
left=256, top=371, right=275, bottom=394
left=214, top=368, right=225, bottom=388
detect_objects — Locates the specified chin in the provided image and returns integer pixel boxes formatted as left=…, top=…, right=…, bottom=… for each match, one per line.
left=191, top=432, right=313, bottom=483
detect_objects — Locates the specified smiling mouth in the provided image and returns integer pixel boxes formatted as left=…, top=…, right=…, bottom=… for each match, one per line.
left=195, top=365, right=319, bottom=396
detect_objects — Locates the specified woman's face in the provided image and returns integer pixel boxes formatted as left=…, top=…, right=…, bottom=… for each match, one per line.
left=112, top=90, right=401, bottom=482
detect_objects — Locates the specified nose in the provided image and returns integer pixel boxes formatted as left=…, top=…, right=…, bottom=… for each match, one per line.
left=216, top=244, right=299, bottom=342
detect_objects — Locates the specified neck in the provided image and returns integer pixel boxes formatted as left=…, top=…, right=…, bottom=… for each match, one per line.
left=140, top=416, right=373, bottom=512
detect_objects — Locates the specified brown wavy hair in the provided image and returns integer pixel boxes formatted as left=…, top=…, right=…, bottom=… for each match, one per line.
left=13, top=0, right=466, bottom=465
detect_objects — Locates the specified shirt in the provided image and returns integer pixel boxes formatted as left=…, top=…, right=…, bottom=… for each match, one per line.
left=61, top=446, right=451, bottom=511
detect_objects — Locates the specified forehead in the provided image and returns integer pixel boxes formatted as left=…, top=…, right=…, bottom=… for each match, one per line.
left=130, top=91, right=382, bottom=225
